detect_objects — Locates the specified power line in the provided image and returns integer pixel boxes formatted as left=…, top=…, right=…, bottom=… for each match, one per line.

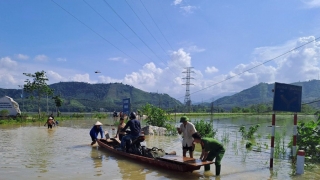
left=51, top=0, right=143, bottom=67
left=82, top=0, right=153, bottom=61
left=176, top=36, right=320, bottom=101
left=103, top=0, right=180, bottom=77
left=138, top=0, right=174, bottom=50
left=51, top=0, right=175, bottom=86
left=138, top=0, right=184, bottom=75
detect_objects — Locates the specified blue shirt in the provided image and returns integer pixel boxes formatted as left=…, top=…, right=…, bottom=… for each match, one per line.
left=122, top=119, right=141, bottom=137
left=89, top=125, right=104, bottom=139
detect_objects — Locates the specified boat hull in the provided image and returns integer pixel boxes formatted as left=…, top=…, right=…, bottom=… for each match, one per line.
left=97, top=139, right=203, bottom=172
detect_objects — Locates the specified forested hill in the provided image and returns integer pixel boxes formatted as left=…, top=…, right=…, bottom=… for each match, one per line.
left=0, top=82, right=182, bottom=112
left=214, top=80, right=320, bottom=110
left=2, top=80, right=320, bottom=113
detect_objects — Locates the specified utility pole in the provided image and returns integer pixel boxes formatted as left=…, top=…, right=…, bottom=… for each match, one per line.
left=211, top=98, right=214, bottom=115
left=18, top=85, right=24, bottom=113
left=182, top=67, right=194, bottom=113
left=47, top=94, right=49, bottom=115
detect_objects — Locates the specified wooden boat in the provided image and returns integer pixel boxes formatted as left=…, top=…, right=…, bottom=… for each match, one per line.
left=97, top=139, right=213, bottom=172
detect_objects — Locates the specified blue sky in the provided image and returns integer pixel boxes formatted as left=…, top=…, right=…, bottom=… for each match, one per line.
left=1, top=0, right=320, bottom=103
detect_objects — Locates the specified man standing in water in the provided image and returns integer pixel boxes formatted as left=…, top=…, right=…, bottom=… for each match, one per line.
left=44, top=117, right=55, bottom=129
left=89, top=121, right=104, bottom=145
left=192, top=132, right=225, bottom=176
left=177, top=116, right=197, bottom=158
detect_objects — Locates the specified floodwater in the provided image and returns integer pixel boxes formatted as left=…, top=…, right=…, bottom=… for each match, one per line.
left=1, top=115, right=320, bottom=180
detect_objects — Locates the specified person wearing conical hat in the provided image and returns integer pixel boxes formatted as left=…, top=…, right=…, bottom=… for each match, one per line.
left=177, top=116, right=197, bottom=158
left=89, top=121, right=104, bottom=145
left=44, top=116, right=55, bottom=129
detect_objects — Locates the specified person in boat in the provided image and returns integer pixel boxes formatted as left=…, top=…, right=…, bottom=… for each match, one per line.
left=192, top=132, right=225, bottom=176
left=89, top=121, right=104, bottom=145
left=44, top=117, right=55, bottom=129
left=177, top=116, right=197, bottom=158
left=117, top=112, right=141, bottom=151
left=115, top=117, right=126, bottom=141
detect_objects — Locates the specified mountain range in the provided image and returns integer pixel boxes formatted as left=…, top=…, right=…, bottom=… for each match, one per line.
left=1, top=80, right=320, bottom=112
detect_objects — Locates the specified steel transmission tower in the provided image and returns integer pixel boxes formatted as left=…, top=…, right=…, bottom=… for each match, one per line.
left=182, top=67, right=194, bottom=112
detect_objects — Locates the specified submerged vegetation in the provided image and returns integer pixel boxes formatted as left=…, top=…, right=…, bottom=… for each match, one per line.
left=239, top=124, right=260, bottom=139
left=289, top=116, right=320, bottom=162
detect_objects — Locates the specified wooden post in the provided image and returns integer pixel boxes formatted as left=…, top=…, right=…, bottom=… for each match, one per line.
left=270, top=112, right=276, bottom=168
left=292, top=113, right=298, bottom=160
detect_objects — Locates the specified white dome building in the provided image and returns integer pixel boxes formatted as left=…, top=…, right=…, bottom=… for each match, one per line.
left=0, top=96, right=21, bottom=116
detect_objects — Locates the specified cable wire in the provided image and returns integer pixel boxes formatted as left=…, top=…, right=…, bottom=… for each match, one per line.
left=82, top=0, right=155, bottom=61
left=103, top=0, right=180, bottom=77
left=176, top=36, right=320, bottom=101
left=51, top=0, right=143, bottom=67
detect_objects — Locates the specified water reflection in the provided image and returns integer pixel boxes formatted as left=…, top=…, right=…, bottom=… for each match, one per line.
left=90, top=147, right=102, bottom=169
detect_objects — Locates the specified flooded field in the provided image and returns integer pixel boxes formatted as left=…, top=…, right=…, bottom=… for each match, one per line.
left=0, top=115, right=319, bottom=180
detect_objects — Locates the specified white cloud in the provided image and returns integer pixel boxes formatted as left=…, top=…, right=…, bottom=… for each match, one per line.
left=1, top=36, right=319, bottom=103
left=47, top=70, right=64, bottom=81
left=71, top=73, right=91, bottom=83
left=301, top=0, right=320, bottom=8
left=15, top=54, right=29, bottom=60
left=98, top=76, right=121, bottom=83
left=187, top=45, right=205, bottom=53
left=205, top=66, right=219, bottom=74
left=180, top=5, right=197, bottom=14
left=57, top=58, right=67, bottom=62
left=0, top=57, right=19, bottom=85
left=109, top=57, right=127, bottom=63
left=34, top=54, right=48, bottom=62
left=168, top=48, right=191, bottom=69
left=123, top=62, right=163, bottom=87
left=173, top=0, right=182, bottom=5
left=0, top=57, right=18, bottom=68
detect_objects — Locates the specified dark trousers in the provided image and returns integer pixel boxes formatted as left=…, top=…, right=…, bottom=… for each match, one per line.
left=205, top=148, right=225, bottom=175
left=119, top=134, right=124, bottom=141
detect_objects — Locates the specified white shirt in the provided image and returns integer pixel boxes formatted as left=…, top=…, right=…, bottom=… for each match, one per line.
left=180, top=122, right=196, bottom=147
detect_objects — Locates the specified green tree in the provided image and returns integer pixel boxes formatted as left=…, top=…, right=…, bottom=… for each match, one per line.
left=23, top=71, right=53, bottom=118
left=140, top=103, right=176, bottom=135
left=52, top=95, right=63, bottom=117
left=231, top=106, right=241, bottom=113
left=194, top=119, right=217, bottom=138
left=141, top=103, right=167, bottom=127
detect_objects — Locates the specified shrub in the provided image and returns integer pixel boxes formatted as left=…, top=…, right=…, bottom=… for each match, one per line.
left=239, top=124, right=260, bottom=139
left=0, top=109, right=9, bottom=117
left=194, top=119, right=217, bottom=138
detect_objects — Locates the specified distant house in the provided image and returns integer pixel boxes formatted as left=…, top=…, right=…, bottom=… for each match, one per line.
left=0, top=96, right=21, bottom=116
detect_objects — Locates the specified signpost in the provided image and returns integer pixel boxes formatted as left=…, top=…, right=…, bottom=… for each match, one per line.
left=122, top=98, right=131, bottom=116
left=270, top=82, right=302, bottom=169
left=272, top=82, right=302, bottom=112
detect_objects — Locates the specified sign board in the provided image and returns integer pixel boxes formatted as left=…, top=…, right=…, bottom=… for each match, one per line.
left=272, top=82, right=302, bottom=112
left=122, top=98, right=131, bottom=116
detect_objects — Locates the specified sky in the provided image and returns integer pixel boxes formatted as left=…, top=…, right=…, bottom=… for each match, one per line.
left=1, top=0, right=320, bottom=103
